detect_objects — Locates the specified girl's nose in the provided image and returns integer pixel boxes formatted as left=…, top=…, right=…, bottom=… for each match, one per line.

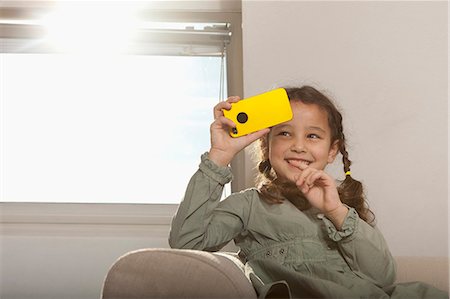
left=290, top=139, right=306, bottom=153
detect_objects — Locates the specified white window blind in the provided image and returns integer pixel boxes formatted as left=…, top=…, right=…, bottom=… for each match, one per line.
left=0, top=2, right=232, bottom=56
left=1, top=20, right=231, bottom=56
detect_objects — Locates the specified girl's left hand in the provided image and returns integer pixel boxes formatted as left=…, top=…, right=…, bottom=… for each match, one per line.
left=295, top=164, right=349, bottom=229
left=294, top=164, right=342, bottom=214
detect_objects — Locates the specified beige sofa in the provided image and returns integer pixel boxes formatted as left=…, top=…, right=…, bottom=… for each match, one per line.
left=101, top=248, right=449, bottom=298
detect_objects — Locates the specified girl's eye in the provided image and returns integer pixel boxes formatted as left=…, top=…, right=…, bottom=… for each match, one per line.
left=308, top=134, right=321, bottom=139
left=279, top=131, right=290, bottom=136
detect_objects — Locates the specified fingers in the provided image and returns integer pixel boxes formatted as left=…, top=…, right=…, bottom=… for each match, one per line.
left=213, top=101, right=231, bottom=119
left=212, top=115, right=236, bottom=130
left=295, top=166, right=312, bottom=186
left=213, top=96, right=240, bottom=119
left=226, top=96, right=241, bottom=104
left=295, top=167, right=326, bottom=193
left=295, top=167, right=313, bottom=191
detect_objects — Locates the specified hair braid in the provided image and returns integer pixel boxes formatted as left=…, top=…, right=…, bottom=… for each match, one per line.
left=339, top=136, right=351, bottom=173
left=337, top=134, right=375, bottom=224
left=258, top=159, right=275, bottom=181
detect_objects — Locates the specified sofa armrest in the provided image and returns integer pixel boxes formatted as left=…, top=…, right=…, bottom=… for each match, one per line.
left=101, top=248, right=257, bottom=299
left=395, top=256, right=449, bottom=293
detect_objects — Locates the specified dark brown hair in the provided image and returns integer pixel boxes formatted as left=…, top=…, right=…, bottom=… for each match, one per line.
left=255, top=86, right=375, bottom=224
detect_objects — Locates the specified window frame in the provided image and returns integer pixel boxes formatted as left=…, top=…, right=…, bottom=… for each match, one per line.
left=0, top=10, right=244, bottom=226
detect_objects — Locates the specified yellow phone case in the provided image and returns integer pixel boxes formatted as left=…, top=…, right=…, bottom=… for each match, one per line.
left=223, top=88, right=293, bottom=138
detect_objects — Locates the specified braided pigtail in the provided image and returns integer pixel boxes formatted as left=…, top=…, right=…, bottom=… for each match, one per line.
left=255, top=135, right=275, bottom=184
left=337, top=135, right=375, bottom=225
left=255, top=136, right=284, bottom=204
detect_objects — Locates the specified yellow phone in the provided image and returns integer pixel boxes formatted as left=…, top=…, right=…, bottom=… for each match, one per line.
left=223, top=88, right=293, bottom=138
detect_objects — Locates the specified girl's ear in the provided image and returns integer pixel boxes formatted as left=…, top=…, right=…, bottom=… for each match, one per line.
left=327, top=140, right=339, bottom=164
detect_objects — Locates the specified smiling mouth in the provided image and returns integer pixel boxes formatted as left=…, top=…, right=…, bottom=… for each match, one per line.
left=286, top=159, right=311, bottom=168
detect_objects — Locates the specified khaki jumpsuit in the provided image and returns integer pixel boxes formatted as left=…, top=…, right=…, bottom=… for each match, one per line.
left=169, top=153, right=448, bottom=299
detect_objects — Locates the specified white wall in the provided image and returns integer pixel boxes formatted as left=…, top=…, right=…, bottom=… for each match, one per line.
left=0, top=203, right=238, bottom=299
left=0, top=204, right=176, bottom=299
left=241, top=1, right=448, bottom=257
left=1, top=226, right=169, bottom=299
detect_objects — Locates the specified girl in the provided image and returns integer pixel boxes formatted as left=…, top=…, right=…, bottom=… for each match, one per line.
left=169, top=86, right=447, bottom=298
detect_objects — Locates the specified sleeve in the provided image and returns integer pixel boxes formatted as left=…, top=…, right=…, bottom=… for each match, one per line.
left=168, top=152, right=251, bottom=251
left=322, top=207, right=397, bottom=287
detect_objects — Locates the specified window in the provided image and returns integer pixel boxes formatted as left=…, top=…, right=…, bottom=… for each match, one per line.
left=0, top=3, right=243, bottom=204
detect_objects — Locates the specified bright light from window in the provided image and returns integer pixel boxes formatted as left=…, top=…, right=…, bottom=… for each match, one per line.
left=1, top=53, right=229, bottom=203
left=41, top=2, right=140, bottom=54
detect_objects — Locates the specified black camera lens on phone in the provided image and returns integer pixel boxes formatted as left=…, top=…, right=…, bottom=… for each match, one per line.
left=237, top=112, right=248, bottom=124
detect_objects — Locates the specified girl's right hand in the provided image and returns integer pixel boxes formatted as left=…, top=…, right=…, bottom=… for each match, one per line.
left=208, top=96, right=270, bottom=167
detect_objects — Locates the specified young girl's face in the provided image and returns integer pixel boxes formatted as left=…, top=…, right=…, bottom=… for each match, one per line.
left=268, top=101, right=339, bottom=183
